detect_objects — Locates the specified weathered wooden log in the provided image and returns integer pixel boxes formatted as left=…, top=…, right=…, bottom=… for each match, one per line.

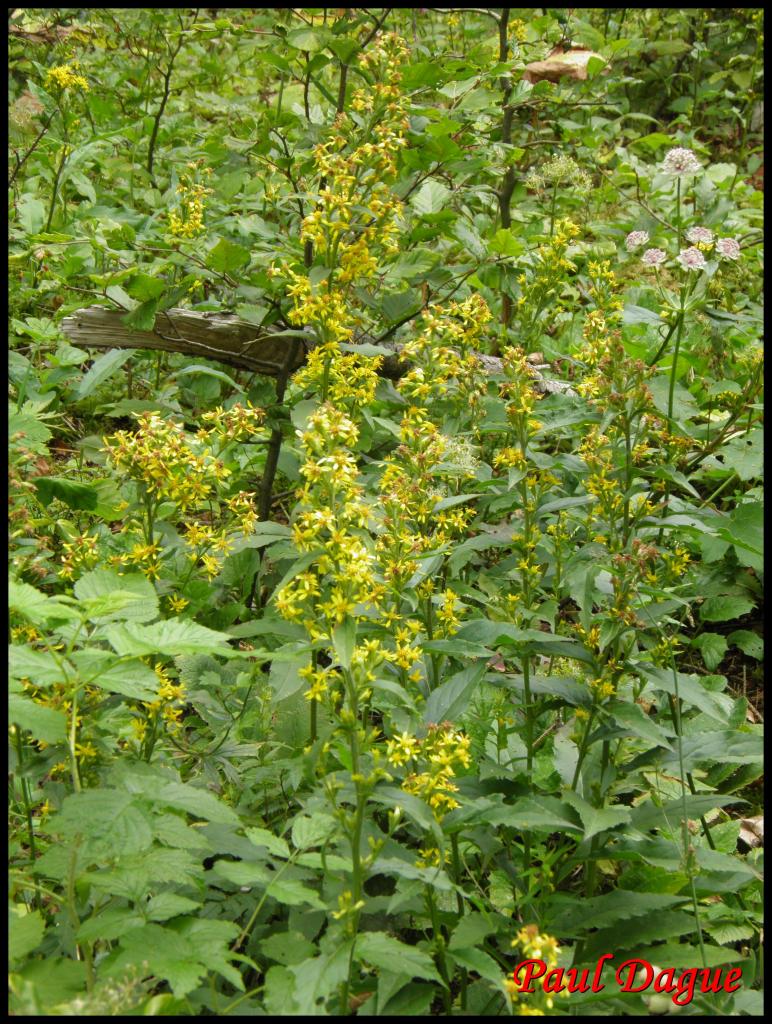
left=61, top=305, right=575, bottom=395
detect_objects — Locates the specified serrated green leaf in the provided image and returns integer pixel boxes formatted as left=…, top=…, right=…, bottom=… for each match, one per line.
left=357, top=931, right=441, bottom=983
left=74, top=568, right=159, bottom=623
left=9, top=694, right=67, bottom=744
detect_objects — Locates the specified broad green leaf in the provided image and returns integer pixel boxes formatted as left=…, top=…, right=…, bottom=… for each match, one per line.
left=74, top=568, right=159, bottom=623
left=411, top=180, right=450, bottom=216
left=33, top=476, right=99, bottom=511
left=423, top=662, right=486, bottom=725
left=606, top=701, right=674, bottom=750
left=126, top=272, right=166, bottom=302
left=10, top=645, right=66, bottom=687
left=9, top=906, right=45, bottom=965
left=266, top=878, right=325, bottom=910
left=104, top=618, right=232, bottom=657
left=700, top=595, right=755, bottom=623
left=727, top=629, right=763, bottom=660
left=153, top=780, right=241, bottom=826
left=356, top=931, right=441, bottom=983
left=332, top=620, right=356, bottom=670
left=71, top=650, right=159, bottom=700
left=55, top=790, right=154, bottom=855
left=563, top=792, right=631, bottom=841
left=246, top=826, right=290, bottom=859
left=206, top=237, right=251, bottom=273
left=291, top=812, right=336, bottom=850
left=9, top=694, right=66, bottom=744
left=692, top=632, right=728, bottom=671
left=551, top=891, right=684, bottom=936
left=9, top=579, right=78, bottom=625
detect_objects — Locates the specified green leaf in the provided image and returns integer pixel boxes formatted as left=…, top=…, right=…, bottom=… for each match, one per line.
left=206, top=237, right=251, bottom=273
left=488, top=228, right=524, bottom=257
left=421, top=638, right=493, bottom=659
left=448, top=946, right=503, bottom=983
left=9, top=694, right=67, bottom=744
left=74, top=568, right=159, bottom=623
left=9, top=906, right=45, bottom=965
left=33, top=476, right=99, bottom=511
left=606, top=701, right=674, bottom=750
left=357, top=931, right=441, bottom=983
left=291, top=812, right=336, bottom=850
left=692, top=632, right=728, bottom=671
left=727, top=629, right=763, bottom=660
left=286, top=27, right=327, bottom=52
left=77, top=908, right=145, bottom=942
left=411, top=180, right=451, bottom=216
left=145, top=892, right=201, bottom=925
left=551, top=891, right=684, bottom=936
left=212, top=859, right=271, bottom=887
left=122, top=299, right=161, bottom=333
left=153, top=780, right=241, bottom=826
left=449, top=912, right=495, bottom=951
left=9, top=579, right=78, bottom=625
left=104, top=618, right=233, bottom=657
left=246, top=826, right=290, bottom=859
left=10, top=645, right=66, bottom=687
left=563, top=792, right=631, bottom=841
left=700, top=595, right=755, bottom=623
left=485, top=796, right=580, bottom=833
left=630, top=794, right=744, bottom=834
left=423, top=662, right=486, bottom=725
left=126, top=272, right=166, bottom=302
left=582, top=910, right=698, bottom=960
left=332, top=619, right=356, bottom=670
left=176, top=364, right=241, bottom=389
left=56, top=790, right=153, bottom=855
left=71, top=650, right=159, bottom=700
left=266, top=878, right=325, bottom=910
left=631, top=942, right=745, bottom=969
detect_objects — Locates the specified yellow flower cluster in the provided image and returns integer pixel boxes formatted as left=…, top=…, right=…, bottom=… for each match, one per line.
left=59, top=532, right=100, bottom=581
left=273, top=34, right=410, bottom=403
left=499, top=346, right=541, bottom=421
left=199, top=401, right=266, bottom=441
left=275, top=404, right=382, bottom=637
left=377, top=407, right=447, bottom=589
left=294, top=345, right=382, bottom=411
left=168, top=166, right=213, bottom=238
left=105, top=412, right=230, bottom=511
left=103, top=410, right=260, bottom=582
left=506, top=925, right=567, bottom=1014
left=579, top=429, right=624, bottom=523
left=45, top=61, right=89, bottom=92
left=387, top=722, right=472, bottom=818
left=399, top=296, right=492, bottom=423
left=133, top=664, right=187, bottom=740
left=515, top=219, right=580, bottom=348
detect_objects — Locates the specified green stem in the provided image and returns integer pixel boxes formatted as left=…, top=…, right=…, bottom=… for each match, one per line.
left=570, top=705, right=597, bottom=791
left=426, top=886, right=453, bottom=1012
left=45, top=145, right=69, bottom=232
left=667, top=311, right=686, bottom=424
left=671, top=660, right=708, bottom=968
left=12, top=728, right=39, bottom=907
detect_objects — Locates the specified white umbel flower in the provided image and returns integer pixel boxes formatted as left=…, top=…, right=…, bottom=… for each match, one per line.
left=662, top=147, right=702, bottom=176
left=686, top=226, right=714, bottom=245
left=716, top=237, right=741, bottom=260
left=625, top=230, right=650, bottom=251
left=641, top=248, right=667, bottom=267
left=677, top=246, right=707, bottom=271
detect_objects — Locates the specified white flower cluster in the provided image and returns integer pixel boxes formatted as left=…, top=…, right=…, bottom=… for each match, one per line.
left=661, top=146, right=702, bottom=176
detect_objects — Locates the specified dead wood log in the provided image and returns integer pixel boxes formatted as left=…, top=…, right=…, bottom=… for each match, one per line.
left=61, top=304, right=575, bottom=395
